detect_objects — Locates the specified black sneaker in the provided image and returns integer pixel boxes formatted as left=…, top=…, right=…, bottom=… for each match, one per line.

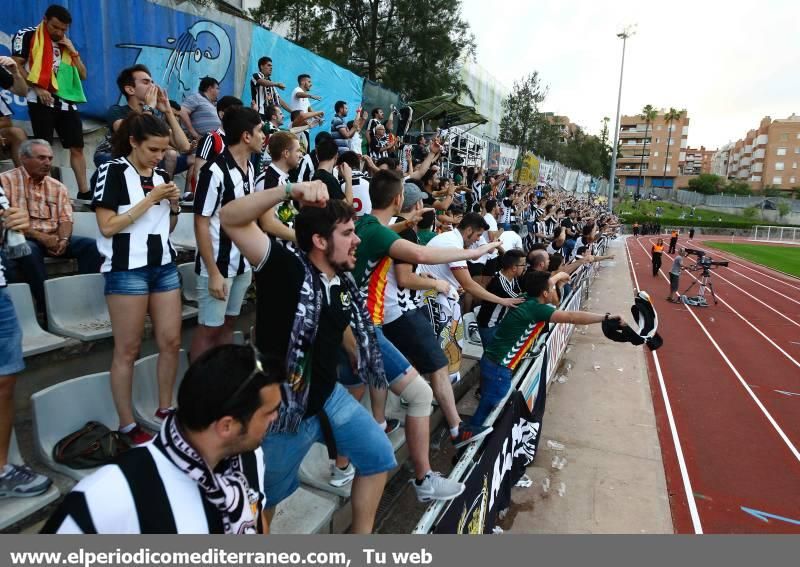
left=451, top=423, right=493, bottom=449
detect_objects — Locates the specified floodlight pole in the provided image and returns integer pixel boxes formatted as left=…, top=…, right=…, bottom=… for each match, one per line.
left=608, top=27, right=634, bottom=214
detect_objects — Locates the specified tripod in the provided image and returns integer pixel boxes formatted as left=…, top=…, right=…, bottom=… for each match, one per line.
left=681, top=268, right=717, bottom=307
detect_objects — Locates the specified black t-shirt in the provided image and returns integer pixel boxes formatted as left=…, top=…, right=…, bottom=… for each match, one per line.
left=312, top=169, right=345, bottom=201
left=254, top=239, right=351, bottom=417
left=561, top=217, right=576, bottom=238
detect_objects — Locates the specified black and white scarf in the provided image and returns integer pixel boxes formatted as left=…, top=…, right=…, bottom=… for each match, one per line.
left=272, top=243, right=387, bottom=433
left=154, top=414, right=258, bottom=535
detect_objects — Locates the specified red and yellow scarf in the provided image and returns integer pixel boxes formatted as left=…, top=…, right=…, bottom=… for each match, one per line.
left=26, top=22, right=58, bottom=92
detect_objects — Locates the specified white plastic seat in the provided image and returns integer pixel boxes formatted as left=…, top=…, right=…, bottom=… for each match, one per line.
left=460, top=311, right=484, bottom=360
left=270, top=486, right=339, bottom=534
left=70, top=211, right=99, bottom=240
left=44, top=274, right=112, bottom=341
left=7, top=283, right=71, bottom=357
left=132, top=350, right=190, bottom=431
left=177, top=262, right=198, bottom=303
left=170, top=213, right=196, bottom=251
left=0, top=430, right=60, bottom=530
left=30, top=371, right=119, bottom=480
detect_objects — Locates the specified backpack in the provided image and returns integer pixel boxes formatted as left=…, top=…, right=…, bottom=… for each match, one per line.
left=53, top=421, right=131, bottom=469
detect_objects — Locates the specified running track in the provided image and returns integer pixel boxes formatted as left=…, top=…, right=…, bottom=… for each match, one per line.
left=624, top=235, right=800, bottom=533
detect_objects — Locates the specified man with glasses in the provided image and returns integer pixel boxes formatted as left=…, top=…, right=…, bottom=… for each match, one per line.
left=220, top=182, right=396, bottom=533
left=42, top=345, right=284, bottom=534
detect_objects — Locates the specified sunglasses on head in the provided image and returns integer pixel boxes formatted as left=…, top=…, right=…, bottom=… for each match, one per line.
left=218, top=345, right=270, bottom=416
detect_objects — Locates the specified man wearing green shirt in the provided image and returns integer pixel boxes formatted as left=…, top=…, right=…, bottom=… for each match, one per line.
left=470, top=270, right=623, bottom=426
left=345, top=169, right=501, bottom=502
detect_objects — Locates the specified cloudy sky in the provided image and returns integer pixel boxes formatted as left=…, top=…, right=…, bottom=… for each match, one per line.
left=461, top=0, right=800, bottom=149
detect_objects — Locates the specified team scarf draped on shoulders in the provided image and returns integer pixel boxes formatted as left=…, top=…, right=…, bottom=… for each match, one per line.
left=270, top=241, right=387, bottom=434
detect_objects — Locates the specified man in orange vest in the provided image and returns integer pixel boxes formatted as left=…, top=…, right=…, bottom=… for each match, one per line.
left=651, top=238, right=665, bottom=276
left=668, top=229, right=679, bottom=254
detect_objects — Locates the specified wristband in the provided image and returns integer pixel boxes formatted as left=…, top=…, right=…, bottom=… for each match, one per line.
left=283, top=181, right=292, bottom=201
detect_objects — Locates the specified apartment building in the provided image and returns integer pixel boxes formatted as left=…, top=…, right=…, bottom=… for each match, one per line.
left=615, top=109, right=689, bottom=191
left=713, top=114, right=800, bottom=191
left=682, top=146, right=714, bottom=175
left=544, top=113, right=578, bottom=144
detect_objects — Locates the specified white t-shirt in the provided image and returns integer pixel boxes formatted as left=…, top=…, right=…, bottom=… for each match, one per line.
left=290, top=87, right=310, bottom=113
left=472, top=213, right=499, bottom=264
left=499, top=230, right=523, bottom=252
left=418, top=229, right=467, bottom=289
left=349, top=132, right=363, bottom=155
left=351, top=176, right=372, bottom=216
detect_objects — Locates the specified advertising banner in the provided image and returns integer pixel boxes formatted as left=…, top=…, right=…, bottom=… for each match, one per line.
left=516, top=153, right=540, bottom=185
left=544, top=288, right=582, bottom=385
left=435, top=391, right=543, bottom=534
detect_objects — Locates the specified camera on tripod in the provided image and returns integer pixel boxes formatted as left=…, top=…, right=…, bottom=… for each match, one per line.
left=685, top=248, right=729, bottom=270
left=680, top=248, right=727, bottom=307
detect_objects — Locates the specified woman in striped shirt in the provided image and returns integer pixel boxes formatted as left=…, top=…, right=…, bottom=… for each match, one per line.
left=92, top=114, right=182, bottom=446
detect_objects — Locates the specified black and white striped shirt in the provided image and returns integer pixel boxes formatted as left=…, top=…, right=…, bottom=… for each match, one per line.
left=477, top=273, right=522, bottom=329
left=194, top=149, right=256, bottom=277
left=196, top=127, right=226, bottom=162
left=250, top=72, right=278, bottom=116
left=42, top=445, right=265, bottom=534
left=92, top=158, right=176, bottom=272
left=255, top=162, right=289, bottom=192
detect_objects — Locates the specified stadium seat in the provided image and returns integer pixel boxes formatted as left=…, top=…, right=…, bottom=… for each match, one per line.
left=177, top=262, right=198, bottom=303
left=44, top=274, right=112, bottom=341
left=70, top=212, right=99, bottom=240
left=7, top=283, right=71, bottom=357
left=170, top=213, right=196, bottom=251
left=270, top=486, right=339, bottom=534
left=131, top=350, right=190, bottom=431
left=31, top=371, right=118, bottom=481
left=460, top=311, right=484, bottom=360
left=0, top=429, right=60, bottom=530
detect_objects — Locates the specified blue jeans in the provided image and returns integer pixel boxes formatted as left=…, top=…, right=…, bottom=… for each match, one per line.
left=260, top=383, right=397, bottom=507
left=478, top=326, right=498, bottom=350
left=0, top=288, right=25, bottom=375
left=470, top=356, right=513, bottom=426
left=3, top=236, right=102, bottom=314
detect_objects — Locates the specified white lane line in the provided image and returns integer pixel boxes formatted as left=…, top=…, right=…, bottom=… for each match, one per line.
left=624, top=238, right=703, bottom=534
left=775, top=390, right=800, bottom=398
left=688, top=241, right=800, bottom=293
left=633, top=238, right=800, bottom=463
left=642, top=238, right=800, bottom=370
left=644, top=237, right=800, bottom=329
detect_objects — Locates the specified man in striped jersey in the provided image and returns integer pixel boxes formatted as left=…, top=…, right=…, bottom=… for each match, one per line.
left=250, top=57, right=290, bottom=120
left=42, top=345, right=283, bottom=534
left=476, top=249, right=527, bottom=349
left=469, top=270, right=623, bottom=426
left=191, top=107, right=264, bottom=362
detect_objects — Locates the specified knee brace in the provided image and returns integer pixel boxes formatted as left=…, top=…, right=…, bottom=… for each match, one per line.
left=399, top=375, right=433, bottom=417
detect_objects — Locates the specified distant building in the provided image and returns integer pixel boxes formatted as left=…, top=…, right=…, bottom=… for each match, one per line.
left=544, top=113, right=578, bottom=144
left=682, top=146, right=715, bottom=176
left=713, top=114, right=800, bottom=191
left=615, top=109, right=689, bottom=191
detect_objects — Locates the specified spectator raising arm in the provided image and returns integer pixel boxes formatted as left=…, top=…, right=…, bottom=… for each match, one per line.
left=451, top=267, right=525, bottom=309
left=156, top=87, right=191, bottom=153
left=220, top=180, right=328, bottom=266
left=0, top=56, right=27, bottom=96
left=388, top=237, right=501, bottom=268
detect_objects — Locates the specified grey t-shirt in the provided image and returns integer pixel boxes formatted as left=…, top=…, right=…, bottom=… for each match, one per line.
left=182, top=93, right=220, bottom=136
left=670, top=255, right=683, bottom=276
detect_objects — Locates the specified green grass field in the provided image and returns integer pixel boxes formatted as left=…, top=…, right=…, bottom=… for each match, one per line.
left=617, top=201, right=760, bottom=225
left=704, top=242, right=800, bottom=277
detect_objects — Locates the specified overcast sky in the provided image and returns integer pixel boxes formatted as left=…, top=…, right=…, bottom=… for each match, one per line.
left=461, top=0, right=800, bottom=149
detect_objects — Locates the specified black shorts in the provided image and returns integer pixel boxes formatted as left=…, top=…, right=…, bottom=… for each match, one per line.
left=383, top=309, right=449, bottom=375
left=467, top=261, right=484, bottom=277
left=27, top=102, right=84, bottom=148
left=669, top=273, right=680, bottom=293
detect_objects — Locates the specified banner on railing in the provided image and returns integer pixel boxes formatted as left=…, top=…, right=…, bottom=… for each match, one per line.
left=434, top=390, right=543, bottom=534
left=544, top=287, right=582, bottom=385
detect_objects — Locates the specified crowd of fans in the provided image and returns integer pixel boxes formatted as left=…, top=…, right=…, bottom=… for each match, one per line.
left=0, top=4, right=622, bottom=534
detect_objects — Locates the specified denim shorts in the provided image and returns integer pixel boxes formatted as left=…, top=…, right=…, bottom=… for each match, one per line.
left=196, top=270, right=252, bottom=327
left=337, top=326, right=412, bottom=387
left=104, top=263, right=180, bottom=295
left=0, top=288, right=25, bottom=375
left=260, top=383, right=397, bottom=507
left=382, top=309, right=448, bottom=375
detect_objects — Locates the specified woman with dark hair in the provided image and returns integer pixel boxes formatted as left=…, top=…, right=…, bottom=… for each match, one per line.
left=93, top=113, right=182, bottom=446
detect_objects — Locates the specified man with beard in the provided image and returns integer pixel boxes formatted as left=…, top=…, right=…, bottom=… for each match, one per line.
left=221, top=181, right=395, bottom=533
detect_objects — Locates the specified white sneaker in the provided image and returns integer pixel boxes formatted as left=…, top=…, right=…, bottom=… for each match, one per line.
left=411, top=471, right=465, bottom=502
left=329, top=463, right=356, bottom=487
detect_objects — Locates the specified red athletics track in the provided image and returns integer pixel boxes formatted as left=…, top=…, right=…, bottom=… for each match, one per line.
left=623, top=235, right=800, bottom=533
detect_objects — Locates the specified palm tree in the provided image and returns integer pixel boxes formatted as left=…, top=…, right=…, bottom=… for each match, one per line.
left=635, top=104, right=658, bottom=201
left=662, top=108, right=683, bottom=188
